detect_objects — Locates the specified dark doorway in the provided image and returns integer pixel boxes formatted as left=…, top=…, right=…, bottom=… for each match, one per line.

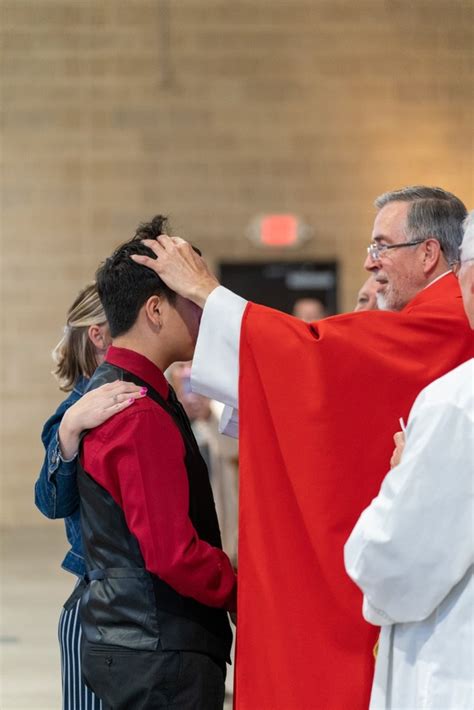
left=219, top=261, right=338, bottom=316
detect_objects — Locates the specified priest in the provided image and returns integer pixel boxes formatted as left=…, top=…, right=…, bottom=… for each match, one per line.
left=132, top=186, right=473, bottom=710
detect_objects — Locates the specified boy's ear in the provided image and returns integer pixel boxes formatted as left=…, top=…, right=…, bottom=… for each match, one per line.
left=144, top=295, right=163, bottom=330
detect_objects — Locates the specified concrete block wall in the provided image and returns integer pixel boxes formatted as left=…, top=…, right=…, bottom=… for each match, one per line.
left=1, top=0, right=472, bottom=525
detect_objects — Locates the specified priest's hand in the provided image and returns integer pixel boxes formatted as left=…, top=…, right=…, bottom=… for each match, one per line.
left=390, top=431, right=406, bottom=468
left=131, top=235, right=220, bottom=308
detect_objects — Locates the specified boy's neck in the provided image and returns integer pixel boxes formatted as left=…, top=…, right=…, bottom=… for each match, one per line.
left=112, top=334, right=171, bottom=373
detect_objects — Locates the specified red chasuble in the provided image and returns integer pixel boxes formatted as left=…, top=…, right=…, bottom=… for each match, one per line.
left=236, top=274, right=473, bottom=710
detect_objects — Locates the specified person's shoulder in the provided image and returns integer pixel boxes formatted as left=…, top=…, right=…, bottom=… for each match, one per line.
left=417, top=358, right=473, bottom=411
left=72, top=375, right=89, bottom=396
left=92, top=394, right=176, bottom=441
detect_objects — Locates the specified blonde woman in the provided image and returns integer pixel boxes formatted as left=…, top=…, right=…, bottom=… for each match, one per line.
left=35, top=283, right=146, bottom=710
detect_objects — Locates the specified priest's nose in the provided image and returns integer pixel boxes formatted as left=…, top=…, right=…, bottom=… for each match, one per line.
left=363, top=252, right=380, bottom=272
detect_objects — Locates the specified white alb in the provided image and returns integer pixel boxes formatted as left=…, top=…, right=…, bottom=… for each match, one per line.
left=345, top=358, right=474, bottom=709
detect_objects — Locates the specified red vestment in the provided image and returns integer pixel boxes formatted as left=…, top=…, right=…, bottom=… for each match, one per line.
left=236, top=274, right=473, bottom=710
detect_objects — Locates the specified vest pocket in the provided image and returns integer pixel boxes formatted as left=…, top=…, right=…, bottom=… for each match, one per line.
left=80, top=567, right=160, bottom=651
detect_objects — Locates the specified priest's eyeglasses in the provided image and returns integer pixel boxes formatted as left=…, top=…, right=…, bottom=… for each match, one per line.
left=367, top=239, right=426, bottom=261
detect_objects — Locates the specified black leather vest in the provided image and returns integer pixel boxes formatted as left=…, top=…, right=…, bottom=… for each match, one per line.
left=77, top=361, right=233, bottom=663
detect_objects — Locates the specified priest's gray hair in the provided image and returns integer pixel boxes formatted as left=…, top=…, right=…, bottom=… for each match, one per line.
left=374, top=186, right=467, bottom=265
left=460, top=210, right=474, bottom=262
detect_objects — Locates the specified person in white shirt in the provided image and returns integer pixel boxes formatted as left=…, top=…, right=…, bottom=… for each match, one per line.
left=344, top=210, right=474, bottom=709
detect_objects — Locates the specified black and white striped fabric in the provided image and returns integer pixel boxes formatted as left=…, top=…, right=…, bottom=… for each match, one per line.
left=59, top=598, right=102, bottom=710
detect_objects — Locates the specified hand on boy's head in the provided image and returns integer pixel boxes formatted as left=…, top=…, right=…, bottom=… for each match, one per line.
left=130, top=236, right=219, bottom=309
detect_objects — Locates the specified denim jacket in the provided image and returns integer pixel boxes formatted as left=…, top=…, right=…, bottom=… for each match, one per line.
left=34, top=377, right=88, bottom=577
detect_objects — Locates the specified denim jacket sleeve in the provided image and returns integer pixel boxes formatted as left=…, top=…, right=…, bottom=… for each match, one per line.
left=34, top=385, right=84, bottom=519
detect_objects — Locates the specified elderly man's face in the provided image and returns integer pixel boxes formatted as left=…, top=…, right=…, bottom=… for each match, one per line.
left=354, top=275, right=378, bottom=312
left=364, top=202, right=426, bottom=312
left=459, top=261, right=474, bottom=329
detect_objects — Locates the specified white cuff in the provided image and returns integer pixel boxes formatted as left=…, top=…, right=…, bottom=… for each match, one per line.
left=219, top=405, right=239, bottom=438
left=191, top=286, right=247, bottom=409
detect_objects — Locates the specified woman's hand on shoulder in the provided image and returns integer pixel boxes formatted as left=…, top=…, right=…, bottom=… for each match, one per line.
left=58, top=381, right=147, bottom=459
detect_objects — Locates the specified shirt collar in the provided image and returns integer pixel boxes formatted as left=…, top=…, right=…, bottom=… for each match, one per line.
left=422, top=270, right=451, bottom=291
left=105, top=345, right=169, bottom=399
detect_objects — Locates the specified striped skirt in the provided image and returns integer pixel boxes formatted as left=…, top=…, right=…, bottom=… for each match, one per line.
left=58, top=597, right=103, bottom=710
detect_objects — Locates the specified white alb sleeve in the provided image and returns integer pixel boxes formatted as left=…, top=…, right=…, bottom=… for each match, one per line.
left=191, top=286, right=247, bottom=434
left=210, top=400, right=239, bottom=438
left=218, top=405, right=239, bottom=437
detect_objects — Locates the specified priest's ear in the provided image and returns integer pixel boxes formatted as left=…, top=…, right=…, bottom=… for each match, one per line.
left=421, top=238, right=443, bottom=273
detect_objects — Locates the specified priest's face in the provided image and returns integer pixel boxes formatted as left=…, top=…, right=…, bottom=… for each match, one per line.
left=364, top=201, right=426, bottom=312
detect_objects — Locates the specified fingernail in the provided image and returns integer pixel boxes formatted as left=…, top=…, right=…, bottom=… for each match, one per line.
left=140, top=387, right=147, bottom=395
left=128, top=397, right=135, bottom=404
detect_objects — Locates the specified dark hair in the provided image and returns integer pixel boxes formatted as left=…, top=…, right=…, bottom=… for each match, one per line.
left=96, top=214, right=176, bottom=337
left=133, top=215, right=170, bottom=242
left=375, top=186, right=467, bottom=264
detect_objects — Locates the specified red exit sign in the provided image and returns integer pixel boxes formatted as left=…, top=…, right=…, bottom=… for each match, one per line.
left=248, top=214, right=311, bottom=248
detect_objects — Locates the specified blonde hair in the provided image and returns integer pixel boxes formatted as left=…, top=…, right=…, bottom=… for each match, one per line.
left=52, top=283, right=107, bottom=391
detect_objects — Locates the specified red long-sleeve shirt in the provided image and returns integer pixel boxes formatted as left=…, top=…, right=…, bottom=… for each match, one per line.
left=81, top=345, right=236, bottom=611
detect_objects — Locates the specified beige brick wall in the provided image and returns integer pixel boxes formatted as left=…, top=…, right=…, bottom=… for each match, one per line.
left=1, top=0, right=472, bottom=525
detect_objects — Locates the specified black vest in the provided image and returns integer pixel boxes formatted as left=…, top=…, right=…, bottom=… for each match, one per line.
left=77, top=361, right=233, bottom=663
